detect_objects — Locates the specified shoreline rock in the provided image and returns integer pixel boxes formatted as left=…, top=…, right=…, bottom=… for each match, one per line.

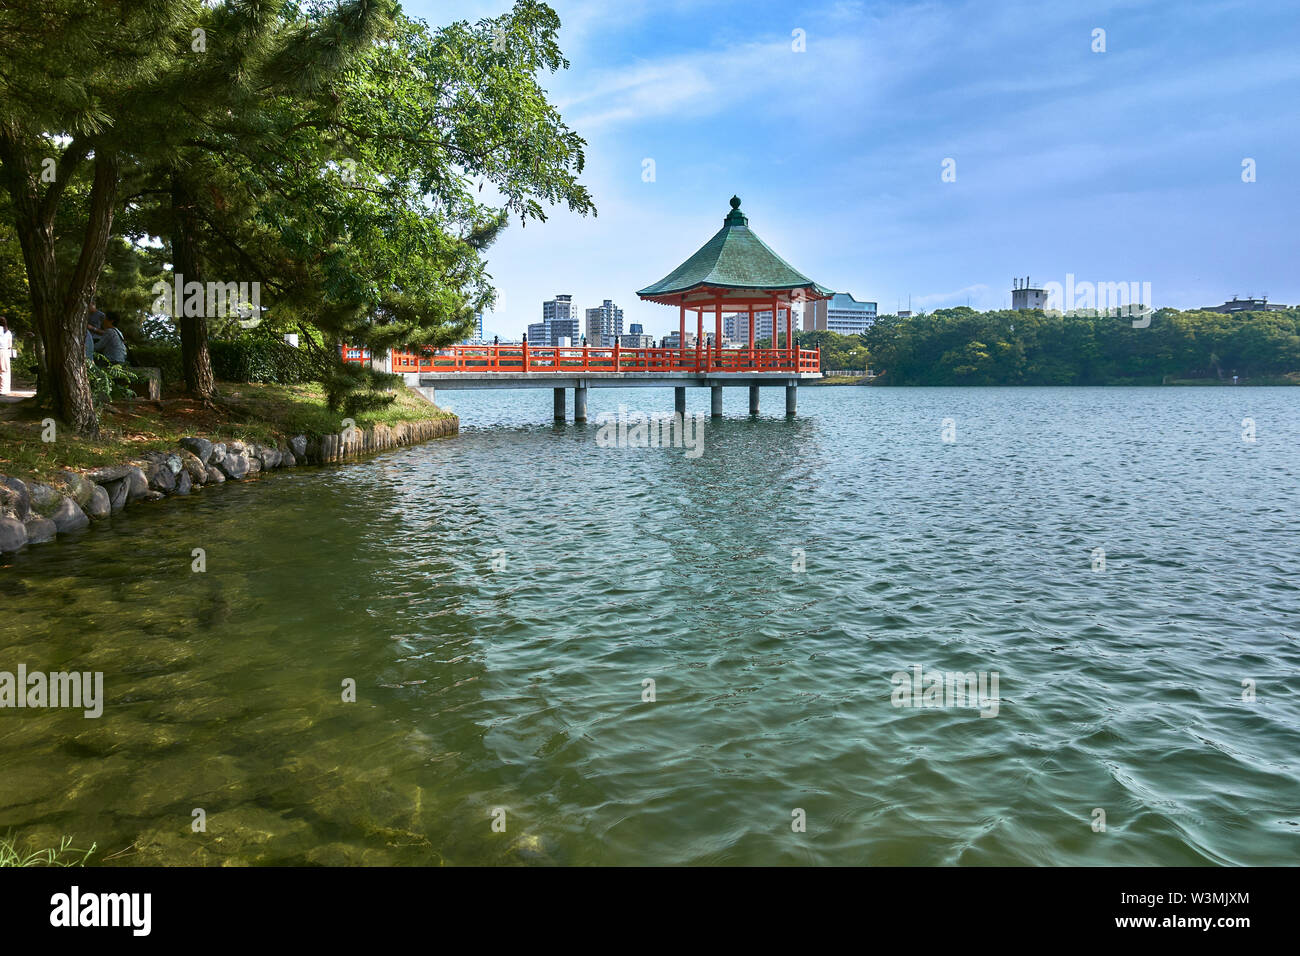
left=0, top=415, right=457, bottom=556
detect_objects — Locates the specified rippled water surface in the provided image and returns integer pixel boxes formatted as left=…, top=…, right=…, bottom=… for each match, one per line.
left=2, top=386, right=1298, bottom=865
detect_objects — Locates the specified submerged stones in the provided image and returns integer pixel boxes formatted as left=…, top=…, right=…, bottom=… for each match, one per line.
left=0, top=416, right=456, bottom=555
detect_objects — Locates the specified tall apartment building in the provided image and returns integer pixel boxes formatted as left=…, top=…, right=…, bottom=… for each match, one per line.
left=722, top=307, right=796, bottom=343
left=584, top=299, right=624, bottom=346
left=459, top=311, right=484, bottom=345
left=803, top=293, right=878, bottom=334
left=531, top=294, right=580, bottom=345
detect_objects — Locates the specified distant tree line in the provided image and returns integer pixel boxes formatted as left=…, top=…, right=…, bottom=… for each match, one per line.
left=835, top=307, right=1300, bottom=385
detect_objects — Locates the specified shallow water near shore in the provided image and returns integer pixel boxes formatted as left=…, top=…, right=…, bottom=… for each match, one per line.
left=2, top=385, right=1298, bottom=865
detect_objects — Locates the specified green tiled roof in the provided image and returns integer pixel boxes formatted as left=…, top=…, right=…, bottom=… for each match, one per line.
left=638, top=196, right=832, bottom=298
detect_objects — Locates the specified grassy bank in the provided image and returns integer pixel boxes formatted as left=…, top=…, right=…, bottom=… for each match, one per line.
left=0, top=382, right=453, bottom=487
left=812, top=375, right=873, bottom=386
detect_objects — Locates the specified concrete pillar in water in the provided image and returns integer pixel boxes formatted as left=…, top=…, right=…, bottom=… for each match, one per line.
left=785, top=381, right=797, bottom=416
left=674, top=386, right=686, bottom=415
left=711, top=385, right=723, bottom=417
left=574, top=383, right=588, bottom=422
left=749, top=385, right=760, bottom=415
left=553, top=387, right=565, bottom=421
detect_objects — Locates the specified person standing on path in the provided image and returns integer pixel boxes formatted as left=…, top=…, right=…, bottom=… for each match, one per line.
left=0, top=317, right=12, bottom=394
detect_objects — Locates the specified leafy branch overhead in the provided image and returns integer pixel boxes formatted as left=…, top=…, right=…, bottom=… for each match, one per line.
left=0, top=0, right=595, bottom=432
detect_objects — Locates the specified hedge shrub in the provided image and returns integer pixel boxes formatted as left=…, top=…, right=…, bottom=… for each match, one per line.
left=210, top=339, right=332, bottom=384
left=129, top=338, right=333, bottom=385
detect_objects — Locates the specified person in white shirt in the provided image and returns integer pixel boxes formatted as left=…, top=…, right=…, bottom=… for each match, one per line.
left=0, top=317, right=13, bottom=395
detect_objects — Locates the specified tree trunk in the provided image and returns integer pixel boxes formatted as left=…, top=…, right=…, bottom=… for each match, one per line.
left=0, top=126, right=113, bottom=435
left=171, top=172, right=216, bottom=402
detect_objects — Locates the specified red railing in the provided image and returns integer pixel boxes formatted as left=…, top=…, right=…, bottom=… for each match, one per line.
left=344, top=344, right=819, bottom=374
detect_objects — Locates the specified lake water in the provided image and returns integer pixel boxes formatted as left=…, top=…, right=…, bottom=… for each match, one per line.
left=2, top=385, right=1298, bottom=865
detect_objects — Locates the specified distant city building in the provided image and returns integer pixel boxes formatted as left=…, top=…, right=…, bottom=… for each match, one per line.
left=803, top=292, right=877, bottom=334
left=629, top=323, right=644, bottom=335
left=619, top=333, right=654, bottom=348
left=459, top=311, right=484, bottom=345
left=722, top=307, right=796, bottom=343
left=661, top=330, right=716, bottom=348
left=584, top=299, right=624, bottom=346
left=534, top=294, right=580, bottom=345
left=896, top=310, right=913, bottom=318
left=1011, top=276, right=1048, bottom=310
left=1199, top=296, right=1290, bottom=313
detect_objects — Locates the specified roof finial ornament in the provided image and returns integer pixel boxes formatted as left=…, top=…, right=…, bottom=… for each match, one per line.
left=730, top=195, right=741, bottom=210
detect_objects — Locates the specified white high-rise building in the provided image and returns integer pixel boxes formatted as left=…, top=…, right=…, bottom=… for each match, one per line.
left=459, top=311, right=484, bottom=345
left=584, top=299, right=624, bottom=347
left=722, top=308, right=796, bottom=343
left=803, top=293, right=877, bottom=334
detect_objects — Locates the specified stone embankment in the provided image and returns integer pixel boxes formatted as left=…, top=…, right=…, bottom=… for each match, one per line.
left=0, top=417, right=457, bottom=554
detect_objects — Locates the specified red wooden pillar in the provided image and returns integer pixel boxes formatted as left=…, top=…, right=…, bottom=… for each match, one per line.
left=786, top=299, right=794, bottom=370
left=696, top=307, right=703, bottom=371
left=764, top=297, right=774, bottom=371
left=748, top=305, right=755, bottom=367
left=678, top=301, right=686, bottom=368
left=715, top=299, right=723, bottom=369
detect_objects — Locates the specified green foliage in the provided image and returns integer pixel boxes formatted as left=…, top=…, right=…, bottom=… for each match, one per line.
left=139, top=313, right=180, bottom=346
left=863, top=307, right=1300, bottom=385
left=322, top=360, right=399, bottom=417
left=86, top=362, right=139, bottom=409
left=0, top=214, right=31, bottom=337
left=131, top=337, right=333, bottom=386
left=797, top=329, right=872, bottom=370
left=210, top=339, right=333, bottom=386
left=1, top=0, right=594, bottom=423
left=129, top=343, right=184, bottom=383
left=0, top=834, right=96, bottom=867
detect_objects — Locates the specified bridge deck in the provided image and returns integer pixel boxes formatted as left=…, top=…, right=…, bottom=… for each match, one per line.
left=411, top=370, right=822, bottom=390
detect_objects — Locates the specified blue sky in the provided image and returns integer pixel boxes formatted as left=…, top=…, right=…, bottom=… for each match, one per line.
left=403, top=0, right=1300, bottom=339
